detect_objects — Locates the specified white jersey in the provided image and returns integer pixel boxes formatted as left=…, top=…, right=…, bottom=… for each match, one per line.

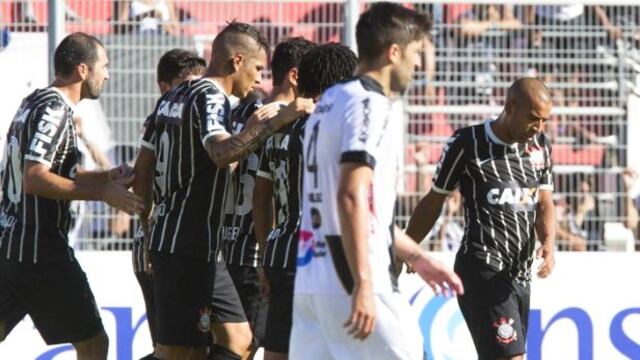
left=295, top=76, right=404, bottom=295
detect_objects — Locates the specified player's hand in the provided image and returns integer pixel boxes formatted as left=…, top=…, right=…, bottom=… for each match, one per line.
left=108, top=163, right=133, bottom=182
left=258, top=267, right=270, bottom=299
left=102, top=175, right=145, bottom=215
left=410, top=252, right=464, bottom=297
left=274, top=98, right=315, bottom=128
left=344, top=281, right=376, bottom=340
left=536, top=244, right=555, bottom=278
left=246, top=102, right=282, bottom=129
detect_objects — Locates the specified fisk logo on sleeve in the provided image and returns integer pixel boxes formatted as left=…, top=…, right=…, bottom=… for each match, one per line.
left=29, top=107, right=63, bottom=156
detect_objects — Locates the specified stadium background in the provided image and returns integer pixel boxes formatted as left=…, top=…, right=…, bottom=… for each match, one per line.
left=0, top=0, right=639, bottom=359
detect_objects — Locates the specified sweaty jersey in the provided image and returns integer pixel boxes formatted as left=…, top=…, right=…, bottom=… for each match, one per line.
left=257, top=114, right=306, bottom=269
left=0, top=87, right=79, bottom=263
left=222, top=98, right=262, bottom=267
left=141, top=78, right=231, bottom=261
left=295, top=76, right=403, bottom=295
left=433, top=120, right=553, bottom=282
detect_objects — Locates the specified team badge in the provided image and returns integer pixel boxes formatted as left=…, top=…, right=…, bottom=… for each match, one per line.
left=525, top=144, right=545, bottom=171
left=493, top=317, right=517, bottom=344
left=197, top=307, right=212, bottom=333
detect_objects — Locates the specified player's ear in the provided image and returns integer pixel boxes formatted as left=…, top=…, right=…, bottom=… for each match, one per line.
left=387, top=43, right=401, bottom=64
left=77, top=63, right=89, bottom=80
left=232, top=53, right=244, bottom=72
left=288, top=67, right=299, bottom=87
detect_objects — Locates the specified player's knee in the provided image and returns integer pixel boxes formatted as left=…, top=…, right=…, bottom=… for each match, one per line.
left=216, top=322, right=252, bottom=352
left=74, top=331, right=109, bottom=359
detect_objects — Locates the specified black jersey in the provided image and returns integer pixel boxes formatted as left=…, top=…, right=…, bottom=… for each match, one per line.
left=222, top=98, right=262, bottom=267
left=257, top=116, right=306, bottom=269
left=433, top=120, right=553, bottom=283
left=0, top=87, right=79, bottom=263
left=142, top=78, right=232, bottom=261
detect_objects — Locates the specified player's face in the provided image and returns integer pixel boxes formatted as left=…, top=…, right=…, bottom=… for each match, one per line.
left=390, top=39, right=423, bottom=94
left=233, top=49, right=266, bottom=99
left=82, top=45, right=109, bottom=100
left=511, top=97, right=552, bottom=142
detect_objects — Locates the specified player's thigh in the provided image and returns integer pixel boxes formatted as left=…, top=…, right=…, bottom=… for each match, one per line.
left=263, top=267, right=295, bottom=353
left=289, top=293, right=332, bottom=360
left=211, top=261, right=248, bottom=324
left=0, top=260, right=32, bottom=341
left=226, top=264, right=267, bottom=344
left=152, top=252, right=211, bottom=347
left=28, top=259, right=104, bottom=345
left=315, top=293, right=422, bottom=360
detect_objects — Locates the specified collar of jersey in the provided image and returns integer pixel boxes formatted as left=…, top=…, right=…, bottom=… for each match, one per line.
left=484, top=120, right=518, bottom=149
left=50, top=86, right=78, bottom=113
left=358, top=75, right=385, bottom=96
left=201, top=78, right=229, bottom=97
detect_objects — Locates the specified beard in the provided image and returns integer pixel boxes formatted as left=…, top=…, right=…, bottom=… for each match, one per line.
left=82, top=78, right=103, bottom=100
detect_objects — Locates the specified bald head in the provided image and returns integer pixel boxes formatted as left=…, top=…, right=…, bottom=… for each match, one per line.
left=507, top=77, right=551, bottom=108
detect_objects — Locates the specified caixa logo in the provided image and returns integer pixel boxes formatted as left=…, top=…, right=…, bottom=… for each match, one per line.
left=36, top=307, right=147, bottom=360
left=410, top=287, right=640, bottom=360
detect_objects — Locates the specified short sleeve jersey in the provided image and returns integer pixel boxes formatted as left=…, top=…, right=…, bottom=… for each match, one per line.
left=433, top=120, right=553, bottom=282
left=295, top=76, right=404, bottom=295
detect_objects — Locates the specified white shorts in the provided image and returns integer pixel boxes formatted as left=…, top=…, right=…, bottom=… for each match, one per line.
left=289, top=292, right=423, bottom=360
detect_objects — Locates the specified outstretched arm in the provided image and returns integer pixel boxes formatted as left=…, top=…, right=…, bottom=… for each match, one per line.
left=405, top=189, right=448, bottom=244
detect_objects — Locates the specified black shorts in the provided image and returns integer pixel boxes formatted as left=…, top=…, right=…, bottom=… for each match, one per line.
left=151, top=252, right=213, bottom=347
left=211, top=258, right=247, bottom=324
left=454, top=254, right=530, bottom=360
left=263, top=267, right=295, bottom=353
left=0, top=256, right=104, bottom=345
left=226, top=264, right=267, bottom=346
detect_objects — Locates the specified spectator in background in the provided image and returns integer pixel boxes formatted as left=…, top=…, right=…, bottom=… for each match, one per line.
left=12, top=0, right=81, bottom=23
left=117, top=0, right=180, bottom=35
left=623, top=168, right=640, bottom=248
left=555, top=197, right=588, bottom=251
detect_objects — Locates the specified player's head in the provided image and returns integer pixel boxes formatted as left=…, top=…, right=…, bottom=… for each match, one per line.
left=298, top=43, right=357, bottom=99
left=211, top=21, right=269, bottom=98
left=54, top=32, right=109, bottom=100
left=270, top=37, right=316, bottom=92
left=504, top=77, right=552, bottom=143
left=356, top=2, right=431, bottom=93
left=156, top=49, right=206, bottom=95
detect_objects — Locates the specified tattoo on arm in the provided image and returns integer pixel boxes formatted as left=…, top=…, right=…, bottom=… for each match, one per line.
left=214, top=121, right=276, bottom=164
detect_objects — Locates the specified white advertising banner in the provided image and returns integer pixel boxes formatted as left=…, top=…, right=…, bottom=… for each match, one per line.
left=1, top=252, right=639, bottom=359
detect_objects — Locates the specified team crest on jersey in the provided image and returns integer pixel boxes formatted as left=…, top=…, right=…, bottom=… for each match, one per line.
left=197, top=307, right=212, bottom=332
left=493, top=317, right=517, bottom=344
left=525, top=144, right=545, bottom=171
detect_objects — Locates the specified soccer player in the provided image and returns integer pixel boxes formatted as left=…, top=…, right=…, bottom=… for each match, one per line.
left=406, top=77, right=555, bottom=360
left=254, top=43, right=357, bottom=360
left=222, top=36, right=315, bottom=358
left=132, top=48, right=206, bottom=359
left=290, top=3, right=464, bottom=359
left=0, top=32, right=144, bottom=358
left=133, top=22, right=314, bottom=360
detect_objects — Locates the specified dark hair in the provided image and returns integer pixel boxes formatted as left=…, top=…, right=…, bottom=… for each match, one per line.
left=54, top=32, right=104, bottom=77
left=356, top=2, right=432, bottom=62
left=298, top=43, right=357, bottom=98
left=271, top=37, right=316, bottom=86
left=214, top=21, right=270, bottom=57
left=157, top=49, right=206, bottom=84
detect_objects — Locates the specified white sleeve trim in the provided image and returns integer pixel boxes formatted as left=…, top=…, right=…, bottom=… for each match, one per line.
left=139, top=140, right=155, bottom=151
left=431, top=185, right=452, bottom=195
left=256, top=170, right=273, bottom=180
left=24, top=155, right=52, bottom=168
left=539, top=184, right=554, bottom=191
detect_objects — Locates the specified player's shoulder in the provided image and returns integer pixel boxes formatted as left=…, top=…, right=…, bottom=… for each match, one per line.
left=27, top=88, right=73, bottom=124
left=326, top=75, right=386, bottom=101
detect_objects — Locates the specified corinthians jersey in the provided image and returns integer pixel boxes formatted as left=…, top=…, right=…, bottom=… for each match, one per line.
left=295, top=76, right=404, bottom=295
left=433, top=120, right=553, bottom=282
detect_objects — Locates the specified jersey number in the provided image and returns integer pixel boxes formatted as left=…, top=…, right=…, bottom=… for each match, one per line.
left=225, top=153, right=259, bottom=216
left=5, top=136, right=22, bottom=204
left=306, top=122, right=319, bottom=189
left=155, top=131, right=170, bottom=197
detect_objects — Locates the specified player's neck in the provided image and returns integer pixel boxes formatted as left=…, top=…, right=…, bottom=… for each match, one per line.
left=492, top=114, right=516, bottom=145
left=269, top=84, right=296, bottom=104
left=50, top=80, right=81, bottom=105
left=356, top=65, right=392, bottom=97
left=203, top=66, right=233, bottom=95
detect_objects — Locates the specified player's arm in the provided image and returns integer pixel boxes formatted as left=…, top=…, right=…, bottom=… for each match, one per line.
left=394, top=226, right=464, bottom=296
left=337, top=162, right=376, bottom=341
left=406, top=133, right=466, bottom=244
left=203, top=98, right=314, bottom=168
left=75, top=164, right=132, bottom=185
left=253, top=149, right=275, bottom=261
left=535, top=137, right=556, bottom=278
left=24, top=162, right=143, bottom=215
